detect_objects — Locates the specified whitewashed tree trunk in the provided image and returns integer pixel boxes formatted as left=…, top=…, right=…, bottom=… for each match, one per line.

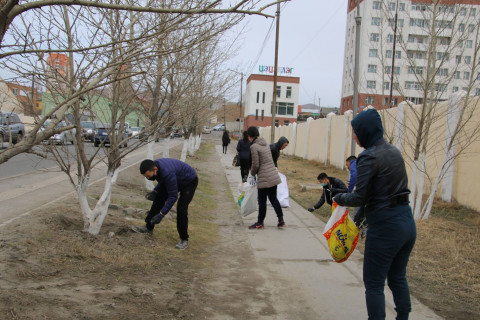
left=145, top=138, right=155, bottom=190
left=341, top=113, right=349, bottom=169
left=195, top=134, right=201, bottom=151
left=180, top=138, right=188, bottom=162
left=188, top=135, right=195, bottom=156
left=413, top=152, right=426, bottom=220
left=409, top=160, right=418, bottom=214
left=163, top=137, right=170, bottom=158
left=78, top=168, right=119, bottom=235
left=395, top=102, right=406, bottom=152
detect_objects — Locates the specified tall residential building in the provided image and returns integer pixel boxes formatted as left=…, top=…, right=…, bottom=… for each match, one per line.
left=46, top=53, right=69, bottom=92
left=340, top=0, right=480, bottom=114
left=244, top=74, right=300, bottom=129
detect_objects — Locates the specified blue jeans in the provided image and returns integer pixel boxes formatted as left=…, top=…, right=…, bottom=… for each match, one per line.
left=364, top=205, right=416, bottom=320
left=257, top=185, right=283, bottom=223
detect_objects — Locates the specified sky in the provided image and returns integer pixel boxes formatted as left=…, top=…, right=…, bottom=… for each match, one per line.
left=228, top=0, right=348, bottom=108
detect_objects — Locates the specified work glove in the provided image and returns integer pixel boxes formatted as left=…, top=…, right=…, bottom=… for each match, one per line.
left=248, top=175, right=257, bottom=185
left=145, top=191, right=157, bottom=201
left=307, top=207, right=315, bottom=212
left=150, top=212, right=165, bottom=225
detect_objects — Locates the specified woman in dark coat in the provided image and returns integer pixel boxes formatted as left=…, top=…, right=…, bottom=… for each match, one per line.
left=236, top=131, right=251, bottom=182
left=222, top=130, right=230, bottom=154
left=334, top=109, right=416, bottom=320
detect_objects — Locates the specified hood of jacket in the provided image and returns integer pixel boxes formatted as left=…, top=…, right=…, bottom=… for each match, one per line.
left=274, top=136, right=289, bottom=150
left=252, top=137, right=268, bottom=147
left=351, top=109, right=384, bottom=149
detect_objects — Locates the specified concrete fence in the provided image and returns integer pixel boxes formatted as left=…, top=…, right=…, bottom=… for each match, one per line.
left=259, top=93, right=480, bottom=212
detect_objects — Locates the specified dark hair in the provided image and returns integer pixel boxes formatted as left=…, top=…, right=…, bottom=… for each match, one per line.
left=140, top=159, right=155, bottom=174
left=242, top=131, right=249, bottom=142
left=247, top=126, right=259, bottom=139
left=346, top=155, right=357, bottom=162
left=317, top=172, right=328, bottom=180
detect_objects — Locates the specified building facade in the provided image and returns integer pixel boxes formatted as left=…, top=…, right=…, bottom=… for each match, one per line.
left=341, top=0, right=480, bottom=114
left=5, top=82, right=40, bottom=115
left=244, top=74, right=299, bottom=129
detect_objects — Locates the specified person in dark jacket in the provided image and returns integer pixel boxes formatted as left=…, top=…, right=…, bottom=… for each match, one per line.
left=334, top=109, right=416, bottom=320
left=307, top=173, right=348, bottom=212
left=222, top=130, right=231, bottom=154
left=270, top=136, right=289, bottom=167
left=345, top=155, right=357, bottom=193
left=131, top=158, right=198, bottom=250
left=236, top=131, right=252, bottom=182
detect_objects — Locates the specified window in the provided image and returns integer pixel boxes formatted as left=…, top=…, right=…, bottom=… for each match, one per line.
left=276, top=102, right=294, bottom=116
left=368, top=64, right=377, bottom=73
left=476, top=88, right=480, bottom=96
left=276, top=86, right=281, bottom=98
left=410, top=18, right=427, bottom=28
left=459, top=24, right=465, bottom=32
left=460, top=7, right=466, bottom=16
left=466, top=40, right=473, bottom=48
left=453, top=86, right=459, bottom=92
left=435, top=84, right=447, bottom=92
left=469, top=24, right=475, bottom=32
left=386, top=50, right=392, bottom=58
left=367, top=80, right=376, bottom=89
left=395, top=51, right=401, bottom=58
left=464, top=71, right=471, bottom=80
left=255, top=109, right=258, bottom=120
left=372, top=17, right=381, bottom=26
left=456, top=55, right=462, bottom=63
left=365, top=96, right=375, bottom=104
left=458, top=40, right=464, bottom=48
left=261, top=110, right=264, bottom=121
left=408, top=35, right=415, bottom=43
left=398, top=19, right=404, bottom=27
left=387, top=34, right=394, bottom=43
left=284, top=120, right=289, bottom=126
left=256, top=92, right=259, bottom=103
left=390, top=2, right=396, bottom=10
left=394, top=66, right=400, bottom=75
left=465, top=56, right=472, bottom=64
left=399, top=3, right=405, bottom=11
left=369, top=49, right=378, bottom=57
left=262, top=92, right=265, bottom=103
left=437, top=68, right=448, bottom=76
left=408, top=67, right=423, bottom=75
left=470, top=8, right=476, bottom=16
left=286, top=87, right=292, bottom=98
left=370, top=33, right=380, bottom=42
left=12, top=88, right=18, bottom=95
left=437, top=52, right=447, bottom=60
left=373, top=1, right=381, bottom=10
left=455, top=71, right=460, bottom=79
left=275, top=120, right=279, bottom=127
left=384, top=82, right=390, bottom=90
left=439, top=38, right=451, bottom=45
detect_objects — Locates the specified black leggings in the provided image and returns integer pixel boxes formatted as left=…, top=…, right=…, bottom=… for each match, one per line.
left=239, top=159, right=249, bottom=182
left=257, top=185, right=283, bottom=223
left=145, top=177, right=198, bottom=240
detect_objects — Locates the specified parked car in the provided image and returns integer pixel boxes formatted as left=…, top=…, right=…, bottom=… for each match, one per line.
left=0, top=112, right=25, bottom=146
left=202, top=126, right=212, bottom=134
left=169, top=128, right=183, bottom=139
left=41, top=120, right=76, bottom=145
left=212, top=124, right=225, bottom=131
left=131, top=127, right=140, bottom=138
left=94, top=124, right=129, bottom=147
left=80, top=121, right=101, bottom=142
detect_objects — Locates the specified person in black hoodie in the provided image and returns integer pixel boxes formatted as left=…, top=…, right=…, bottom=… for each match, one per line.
left=270, top=136, right=289, bottom=167
left=222, top=130, right=230, bottom=154
left=334, top=109, right=416, bottom=320
left=307, top=173, right=348, bottom=212
left=236, top=131, right=252, bottom=182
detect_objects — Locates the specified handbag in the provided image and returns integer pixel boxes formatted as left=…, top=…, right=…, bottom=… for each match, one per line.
left=232, top=153, right=240, bottom=167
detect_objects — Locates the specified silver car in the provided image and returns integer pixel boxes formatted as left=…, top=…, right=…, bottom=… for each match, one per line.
left=41, top=120, right=76, bottom=145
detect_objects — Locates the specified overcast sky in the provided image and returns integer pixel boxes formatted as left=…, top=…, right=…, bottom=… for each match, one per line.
left=228, top=0, right=348, bottom=108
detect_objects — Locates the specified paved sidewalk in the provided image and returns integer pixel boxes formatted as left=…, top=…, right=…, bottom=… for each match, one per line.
left=217, top=145, right=442, bottom=320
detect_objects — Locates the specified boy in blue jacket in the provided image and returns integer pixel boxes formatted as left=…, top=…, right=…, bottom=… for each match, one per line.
left=131, top=158, right=198, bottom=250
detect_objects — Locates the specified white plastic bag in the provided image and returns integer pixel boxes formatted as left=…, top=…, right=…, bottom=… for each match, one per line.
left=237, top=182, right=258, bottom=217
left=277, top=172, right=290, bottom=208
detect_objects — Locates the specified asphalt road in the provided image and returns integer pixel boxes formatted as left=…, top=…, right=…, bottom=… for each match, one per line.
left=0, top=139, right=182, bottom=226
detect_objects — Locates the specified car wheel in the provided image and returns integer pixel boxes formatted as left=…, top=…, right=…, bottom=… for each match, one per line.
left=94, top=141, right=99, bottom=147
left=14, top=132, right=23, bottom=144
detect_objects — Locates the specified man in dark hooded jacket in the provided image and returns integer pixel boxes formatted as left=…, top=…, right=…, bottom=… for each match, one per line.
left=334, top=109, right=416, bottom=320
left=270, top=136, right=289, bottom=167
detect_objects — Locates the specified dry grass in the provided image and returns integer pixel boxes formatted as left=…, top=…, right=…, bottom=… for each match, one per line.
left=278, top=154, right=480, bottom=319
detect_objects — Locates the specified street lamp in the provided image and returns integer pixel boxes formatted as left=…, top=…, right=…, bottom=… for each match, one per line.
left=228, top=69, right=244, bottom=133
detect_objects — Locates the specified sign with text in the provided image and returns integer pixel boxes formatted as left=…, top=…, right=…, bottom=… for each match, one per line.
left=259, top=65, right=294, bottom=75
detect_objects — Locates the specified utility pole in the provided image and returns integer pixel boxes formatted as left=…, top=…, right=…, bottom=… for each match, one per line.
left=389, top=0, right=399, bottom=108
left=271, top=2, right=280, bottom=143
left=228, top=69, right=244, bottom=133
left=352, top=0, right=362, bottom=155
left=223, top=98, right=226, bottom=126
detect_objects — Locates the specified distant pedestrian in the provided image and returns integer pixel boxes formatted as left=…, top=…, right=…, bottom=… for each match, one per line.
left=307, top=173, right=348, bottom=212
left=236, top=131, right=251, bottom=182
left=270, top=136, right=289, bottom=168
left=131, top=158, right=198, bottom=250
left=334, top=109, right=416, bottom=320
left=222, top=130, right=230, bottom=154
left=246, top=126, right=285, bottom=229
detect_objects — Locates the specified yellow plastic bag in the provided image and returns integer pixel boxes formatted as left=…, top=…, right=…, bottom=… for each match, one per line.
left=323, top=201, right=359, bottom=263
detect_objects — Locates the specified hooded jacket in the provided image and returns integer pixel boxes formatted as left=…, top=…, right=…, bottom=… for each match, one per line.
left=334, top=109, right=410, bottom=224
left=270, top=136, right=289, bottom=167
left=314, top=177, right=348, bottom=209
left=236, top=139, right=252, bottom=160
left=250, top=137, right=281, bottom=189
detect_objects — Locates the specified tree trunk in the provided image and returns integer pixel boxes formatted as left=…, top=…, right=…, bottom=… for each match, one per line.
left=180, top=138, right=188, bottom=162
left=413, top=152, right=426, bottom=220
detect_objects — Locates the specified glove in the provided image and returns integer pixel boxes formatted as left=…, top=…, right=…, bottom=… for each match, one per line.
left=150, top=213, right=165, bottom=224
left=249, top=175, right=257, bottom=185
left=145, top=191, right=157, bottom=201
left=308, top=207, right=315, bottom=212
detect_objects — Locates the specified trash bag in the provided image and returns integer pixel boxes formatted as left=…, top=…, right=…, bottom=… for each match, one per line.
left=232, top=153, right=240, bottom=167
left=277, top=172, right=290, bottom=208
left=237, top=182, right=258, bottom=217
left=323, top=201, right=359, bottom=263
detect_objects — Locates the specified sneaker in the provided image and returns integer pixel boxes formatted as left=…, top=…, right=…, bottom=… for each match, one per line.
left=248, top=222, right=264, bottom=230
left=175, top=239, right=189, bottom=250
left=130, top=225, right=152, bottom=234
left=277, top=220, right=286, bottom=228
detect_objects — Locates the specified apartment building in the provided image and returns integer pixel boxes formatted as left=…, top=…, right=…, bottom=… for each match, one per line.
left=244, top=74, right=300, bottom=129
left=341, top=0, right=480, bottom=114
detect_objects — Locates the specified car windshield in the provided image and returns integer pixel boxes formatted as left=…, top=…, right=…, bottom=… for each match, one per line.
left=81, top=121, right=94, bottom=129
